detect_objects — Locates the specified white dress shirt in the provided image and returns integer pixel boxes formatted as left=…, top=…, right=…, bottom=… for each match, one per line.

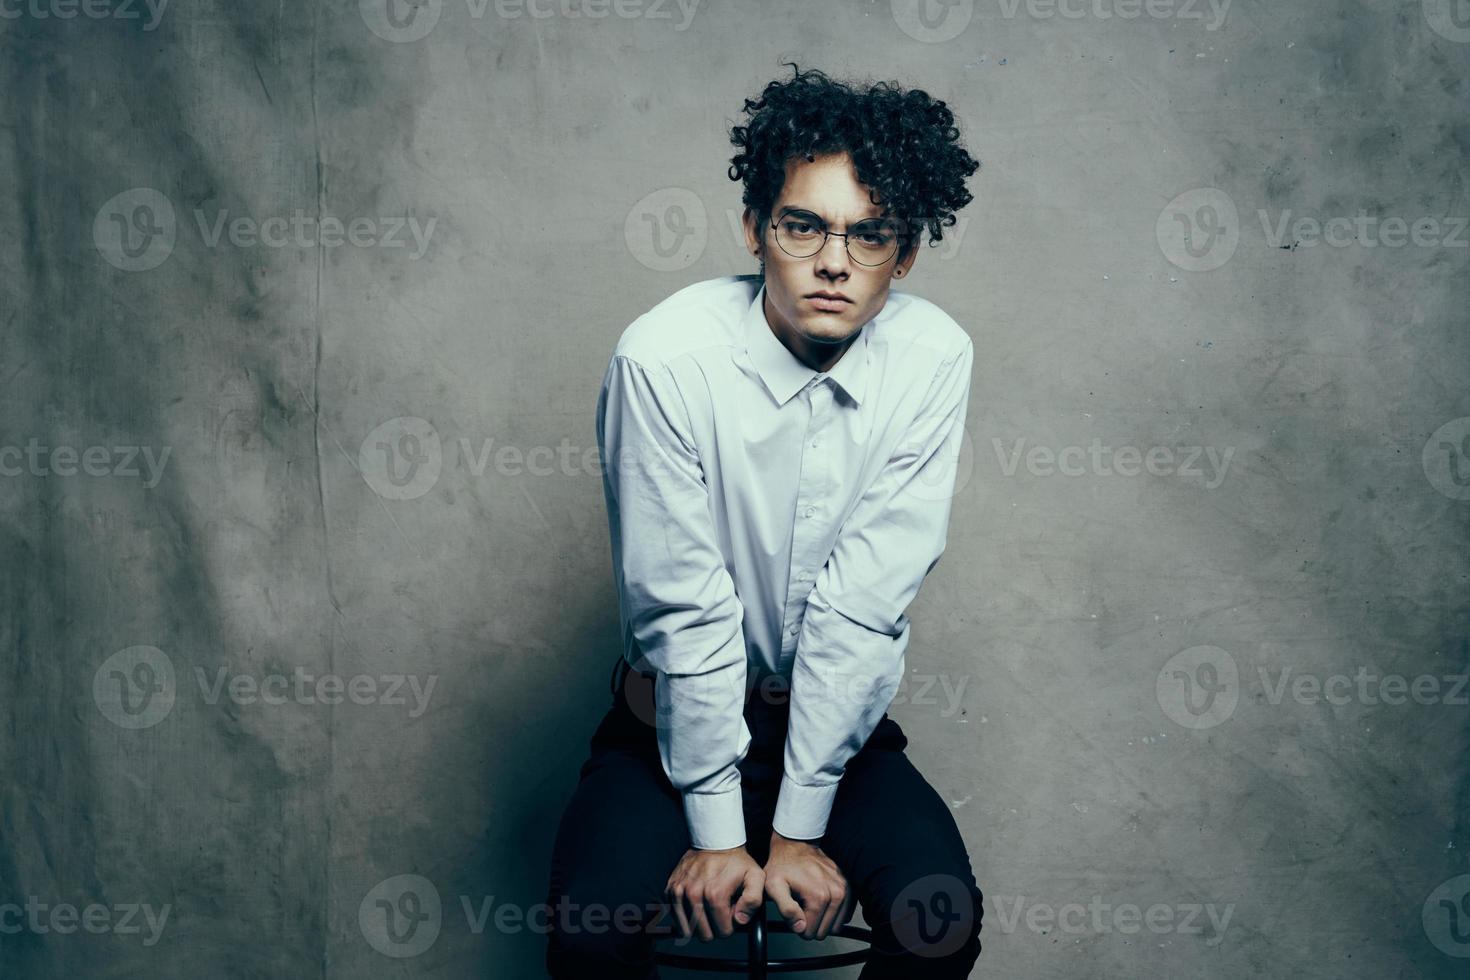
left=596, top=274, right=974, bottom=850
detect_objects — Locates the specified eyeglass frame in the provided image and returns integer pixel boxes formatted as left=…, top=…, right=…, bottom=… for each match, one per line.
left=762, top=206, right=916, bottom=267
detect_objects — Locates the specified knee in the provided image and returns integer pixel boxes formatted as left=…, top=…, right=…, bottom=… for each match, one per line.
left=542, top=879, right=664, bottom=976
left=867, top=865, right=985, bottom=965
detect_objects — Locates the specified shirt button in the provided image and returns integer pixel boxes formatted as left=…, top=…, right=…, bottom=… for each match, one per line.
left=810, top=438, right=820, bottom=448
left=803, top=506, right=815, bottom=518
left=788, top=624, right=799, bottom=635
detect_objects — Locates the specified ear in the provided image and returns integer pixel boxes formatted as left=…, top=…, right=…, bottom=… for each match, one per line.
left=893, top=237, right=920, bottom=279
left=741, top=207, right=764, bottom=259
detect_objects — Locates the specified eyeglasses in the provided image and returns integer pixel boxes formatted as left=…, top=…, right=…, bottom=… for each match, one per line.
left=769, top=208, right=904, bottom=267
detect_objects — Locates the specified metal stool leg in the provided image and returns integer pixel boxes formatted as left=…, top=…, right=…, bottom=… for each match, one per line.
left=748, top=902, right=767, bottom=980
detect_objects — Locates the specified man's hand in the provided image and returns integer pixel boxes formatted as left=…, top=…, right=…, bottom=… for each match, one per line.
left=762, top=830, right=854, bottom=940
left=665, top=845, right=765, bottom=941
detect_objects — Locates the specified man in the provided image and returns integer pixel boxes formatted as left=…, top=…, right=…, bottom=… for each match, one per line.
left=545, top=64, right=984, bottom=978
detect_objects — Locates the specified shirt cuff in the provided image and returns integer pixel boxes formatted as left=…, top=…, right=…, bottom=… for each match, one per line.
left=683, top=787, right=747, bottom=851
left=771, top=775, right=840, bottom=842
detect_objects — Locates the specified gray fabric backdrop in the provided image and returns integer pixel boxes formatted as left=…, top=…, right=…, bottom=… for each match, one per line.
left=2, top=0, right=1467, bottom=976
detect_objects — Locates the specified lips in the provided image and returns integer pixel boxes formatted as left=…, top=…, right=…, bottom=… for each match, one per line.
left=805, top=292, right=851, bottom=312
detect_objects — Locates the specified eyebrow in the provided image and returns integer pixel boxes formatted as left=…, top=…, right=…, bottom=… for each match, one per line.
left=777, top=205, right=891, bottom=225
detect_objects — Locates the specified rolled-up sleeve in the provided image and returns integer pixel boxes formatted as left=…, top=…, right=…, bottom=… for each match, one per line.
left=773, top=338, right=974, bottom=841
left=597, top=353, right=752, bottom=850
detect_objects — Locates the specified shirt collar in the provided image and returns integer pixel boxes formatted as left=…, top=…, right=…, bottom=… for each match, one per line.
left=743, top=282, right=870, bottom=408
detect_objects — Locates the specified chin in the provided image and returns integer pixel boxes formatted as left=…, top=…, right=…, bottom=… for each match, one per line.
left=797, top=319, right=854, bottom=343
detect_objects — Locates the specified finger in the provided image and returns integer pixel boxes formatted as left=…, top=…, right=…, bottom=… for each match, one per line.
left=734, top=868, right=764, bottom=925
left=687, top=889, right=714, bottom=942
left=836, top=886, right=857, bottom=929
left=814, top=881, right=845, bottom=940
left=669, top=886, right=692, bottom=940
left=798, top=887, right=828, bottom=940
left=707, top=885, right=735, bottom=938
left=766, top=877, right=805, bottom=933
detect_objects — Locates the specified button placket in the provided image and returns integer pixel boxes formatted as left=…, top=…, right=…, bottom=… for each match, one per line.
left=783, top=379, right=832, bottom=657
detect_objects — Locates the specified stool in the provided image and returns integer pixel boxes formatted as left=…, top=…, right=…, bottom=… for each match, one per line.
left=653, top=901, right=874, bottom=976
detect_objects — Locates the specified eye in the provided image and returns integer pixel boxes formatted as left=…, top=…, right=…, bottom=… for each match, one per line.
left=852, top=224, right=894, bottom=247
left=782, top=218, right=822, bottom=236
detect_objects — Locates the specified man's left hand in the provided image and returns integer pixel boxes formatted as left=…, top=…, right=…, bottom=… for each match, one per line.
left=761, top=830, right=854, bottom=940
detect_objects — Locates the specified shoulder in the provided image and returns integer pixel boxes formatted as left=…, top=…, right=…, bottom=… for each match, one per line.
left=611, top=275, right=759, bottom=370
left=869, top=288, right=973, bottom=375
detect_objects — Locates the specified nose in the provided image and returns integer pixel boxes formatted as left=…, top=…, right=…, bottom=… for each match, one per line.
left=813, top=232, right=851, bottom=278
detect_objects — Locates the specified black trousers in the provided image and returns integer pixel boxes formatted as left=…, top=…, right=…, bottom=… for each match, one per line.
left=543, top=662, right=983, bottom=978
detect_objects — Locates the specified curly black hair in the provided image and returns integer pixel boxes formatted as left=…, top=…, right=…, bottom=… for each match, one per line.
left=727, top=63, right=980, bottom=259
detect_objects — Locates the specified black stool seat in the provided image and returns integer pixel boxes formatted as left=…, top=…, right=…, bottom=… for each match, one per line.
left=653, top=901, right=874, bottom=976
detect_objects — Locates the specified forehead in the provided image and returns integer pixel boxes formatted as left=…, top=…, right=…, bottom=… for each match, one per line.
left=774, top=152, right=884, bottom=219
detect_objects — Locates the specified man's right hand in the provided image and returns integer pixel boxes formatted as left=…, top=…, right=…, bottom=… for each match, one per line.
left=665, top=845, right=765, bottom=941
